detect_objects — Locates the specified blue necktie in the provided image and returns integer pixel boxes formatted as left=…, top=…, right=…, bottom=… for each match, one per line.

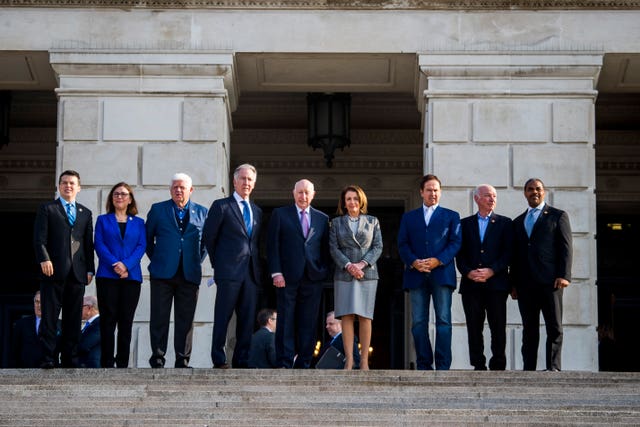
left=525, top=209, right=537, bottom=237
left=241, top=200, right=252, bottom=236
left=66, top=202, right=75, bottom=226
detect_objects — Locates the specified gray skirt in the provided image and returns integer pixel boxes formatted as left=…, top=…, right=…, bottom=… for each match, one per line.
left=334, top=278, right=378, bottom=320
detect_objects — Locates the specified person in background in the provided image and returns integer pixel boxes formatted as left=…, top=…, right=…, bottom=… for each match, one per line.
left=33, top=170, right=95, bottom=368
left=317, top=311, right=360, bottom=369
left=94, top=182, right=146, bottom=368
left=456, top=184, right=512, bottom=371
left=329, top=185, right=383, bottom=370
left=247, top=308, right=277, bottom=369
left=10, top=291, right=51, bottom=368
left=78, top=295, right=101, bottom=368
left=146, top=173, right=208, bottom=368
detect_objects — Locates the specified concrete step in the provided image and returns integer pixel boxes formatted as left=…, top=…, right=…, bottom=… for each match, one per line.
left=1, top=369, right=639, bottom=426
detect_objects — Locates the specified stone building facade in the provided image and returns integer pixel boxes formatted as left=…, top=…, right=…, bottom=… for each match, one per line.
left=1, top=1, right=639, bottom=370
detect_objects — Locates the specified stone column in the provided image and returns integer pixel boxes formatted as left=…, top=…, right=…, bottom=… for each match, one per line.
left=418, top=52, right=602, bottom=371
left=50, top=50, right=237, bottom=367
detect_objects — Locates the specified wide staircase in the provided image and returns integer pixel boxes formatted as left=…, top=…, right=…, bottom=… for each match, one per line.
left=1, top=369, right=639, bottom=426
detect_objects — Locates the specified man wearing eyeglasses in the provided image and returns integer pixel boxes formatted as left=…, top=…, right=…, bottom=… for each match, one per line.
left=33, top=170, right=94, bottom=369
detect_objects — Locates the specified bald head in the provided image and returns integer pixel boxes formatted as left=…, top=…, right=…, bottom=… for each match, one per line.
left=293, top=179, right=316, bottom=210
left=473, top=184, right=497, bottom=216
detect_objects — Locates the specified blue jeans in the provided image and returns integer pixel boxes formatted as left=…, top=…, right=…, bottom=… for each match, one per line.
left=409, top=279, right=454, bottom=370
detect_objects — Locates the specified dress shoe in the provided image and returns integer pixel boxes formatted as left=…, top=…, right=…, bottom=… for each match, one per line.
left=474, top=366, right=488, bottom=371
left=213, top=363, right=230, bottom=369
left=174, top=359, right=191, bottom=368
left=39, top=361, right=55, bottom=369
left=149, top=357, right=165, bottom=368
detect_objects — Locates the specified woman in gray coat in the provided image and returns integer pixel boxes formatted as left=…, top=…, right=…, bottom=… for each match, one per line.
left=329, top=185, right=383, bottom=370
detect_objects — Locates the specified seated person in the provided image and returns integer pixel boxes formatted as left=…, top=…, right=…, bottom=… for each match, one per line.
left=247, top=308, right=277, bottom=368
left=78, top=295, right=101, bottom=368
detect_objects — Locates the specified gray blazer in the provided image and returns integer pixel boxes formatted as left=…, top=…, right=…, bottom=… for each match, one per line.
left=329, top=214, right=383, bottom=282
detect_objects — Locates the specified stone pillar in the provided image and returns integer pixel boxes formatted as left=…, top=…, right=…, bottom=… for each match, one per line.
left=418, top=52, right=602, bottom=371
left=50, top=50, right=237, bottom=367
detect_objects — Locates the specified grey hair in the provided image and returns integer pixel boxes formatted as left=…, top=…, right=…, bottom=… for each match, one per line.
left=233, top=164, right=257, bottom=181
left=83, top=295, right=98, bottom=310
left=473, top=184, right=496, bottom=198
left=171, top=173, right=193, bottom=189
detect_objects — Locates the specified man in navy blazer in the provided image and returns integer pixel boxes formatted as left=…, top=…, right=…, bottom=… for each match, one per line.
left=203, top=164, right=263, bottom=369
left=247, top=308, right=277, bottom=368
left=511, top=178, right=572, bottom=371
left=33, top=170, right=94, bottom=368
left=456, top=184, right=512, bottom=370
left=78, top=295, right=101, bottom=368
left=267, top=179, right=330, bottom=368
left=398, top=174, right=461, bottom=370
left=146, top=173, right=208, bottom=368
left=10, top=291, right=47, bottom=368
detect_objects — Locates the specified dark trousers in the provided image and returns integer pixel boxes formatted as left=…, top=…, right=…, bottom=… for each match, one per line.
left=96, top=277, right=141, bottom=368
left=149, top=275, right=199, bottom=367
left=40, top=271, right=84, bottom=367
left=517, top=286, right=564, bottom=371
left=211, top=272, right=258, bottom=368
left=275, top=276, right=323, bottom=369
left=461, top=288, right=508, bottom=370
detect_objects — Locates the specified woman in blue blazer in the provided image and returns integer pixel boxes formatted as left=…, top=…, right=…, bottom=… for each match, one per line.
left=94, top=182, right=146, bottom=368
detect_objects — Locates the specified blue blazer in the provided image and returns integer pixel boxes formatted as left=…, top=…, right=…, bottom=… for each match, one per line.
left=94, top=213, right=146, bottom=283
left=267, top=205, right=330, bottom=283
left=456, top=212, right=513, bottom=293
left=203, top=196, right=262, bottom=284
left=398, top=205, right=462, bottom=290
left=145, top=199, right=208, bottom=285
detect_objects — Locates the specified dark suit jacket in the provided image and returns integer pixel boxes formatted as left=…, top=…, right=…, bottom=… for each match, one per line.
left=398, top=205, right=462, bottom=290
left=511, top=204, right=573, bottom=288
left=203, top=196, right=262, bottom=284
left=33, top=198, right=95, bottom=284
left=247, top=327, right=276, bottom=368
left=78, top=316, right=101, bottom=368
left=267, top=205, right=329, bottom=283
left=10, top=315, right=43, bottom=368
left=95, top=213, right=146, bottom=283
left=146, top=199, right=208, bottom=285
left=329, top=214, right=383, bottom=282
left=457, top=212, right=513, bottom=293
left=317, top=332, right=360, bottom=368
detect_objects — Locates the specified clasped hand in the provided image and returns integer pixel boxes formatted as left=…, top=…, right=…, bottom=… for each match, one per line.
left=347, top=261, right=366, bottom=280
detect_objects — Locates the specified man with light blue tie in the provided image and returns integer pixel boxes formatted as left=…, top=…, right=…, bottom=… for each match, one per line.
left=398, top=174, right=462, bottom=370
left=203, top=164, right=263, bottom=369
left=146, top=173, right=208, bottom=368
left=33, top=170, right=94, bottom=368
left=511, top=178, right=572, bottom=371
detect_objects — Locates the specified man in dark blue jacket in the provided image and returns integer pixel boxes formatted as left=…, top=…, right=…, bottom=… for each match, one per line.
left=456, top=184, right=512, bottom=371
left=79, top=295, right=101, bottom=368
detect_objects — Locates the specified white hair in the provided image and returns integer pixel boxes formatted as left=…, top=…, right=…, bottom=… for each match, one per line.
left=233, top=164, right=257, bottom=181
left=171, top=173, right=192, bottom=188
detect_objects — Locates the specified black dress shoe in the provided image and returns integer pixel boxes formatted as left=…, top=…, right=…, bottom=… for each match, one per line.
left=40, top=361, right=55, bottom=369
left=149, top=357, right=165, bottom=368
left=474, top=366, right=488, bottom=371
left=175, top=359, right=191, bottom=368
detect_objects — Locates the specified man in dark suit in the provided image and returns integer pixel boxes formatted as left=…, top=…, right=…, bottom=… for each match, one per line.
left=146, top=173, right=208, bottom=368
left=267, top=179, right=330, bottom=369
left=247, top=308, right=277, bottom=368
left=511, top=178, right=572, bottom=371
left=203, top=164, right=262, bottom=369
left=398, top=174, right=461, bottom=370
left=317, top=311, right=360, bottom=369
left=78, top=295, right=101, bottom=368
left=10, top=291, right=46, bottom=368
left=33, top=170, right=94, bottom=368
left=456, top=184, right=512, bottom=371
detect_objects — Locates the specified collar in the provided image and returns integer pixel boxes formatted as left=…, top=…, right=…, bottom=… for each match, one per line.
left=528, top=201, right=546, bottom=214
left=297, top=206, right=310, bottom=215
left=86, top=314, right=99, bottom=324
left=233, top=192, right=249, bottom=204
left=477, top=211, right=492, bottom=220
left=423, top=203, right=438, bottom=212
left=173, top=200, right=190, bottom=211
left=60, top=198, right=75, bottom=208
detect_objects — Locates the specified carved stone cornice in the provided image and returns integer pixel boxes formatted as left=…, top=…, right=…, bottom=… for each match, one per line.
left=2, top=0, right=640, bottom=9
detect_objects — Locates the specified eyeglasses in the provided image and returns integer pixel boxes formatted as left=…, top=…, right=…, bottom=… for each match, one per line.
left=113, top=192, right=130, bottom=198
left=269, top=317, right=277, bottom=321
left=82, top=304, right=92, bottom=308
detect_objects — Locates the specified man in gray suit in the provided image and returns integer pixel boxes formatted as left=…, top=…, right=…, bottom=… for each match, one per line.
left=146, top=173, right=208, bottom=368
left=267, top=179, right=330, bottom=368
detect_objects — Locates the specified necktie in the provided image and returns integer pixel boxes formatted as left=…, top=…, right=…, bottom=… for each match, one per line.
left=66, top=202, right=75, bottom=226
left=525, top=209, right=537, bottom=237
left=300, top=210, right=309, bottom=238
left=177, top=208, right=185, bottom=221
left=241, top=200, right=252, bottom=236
